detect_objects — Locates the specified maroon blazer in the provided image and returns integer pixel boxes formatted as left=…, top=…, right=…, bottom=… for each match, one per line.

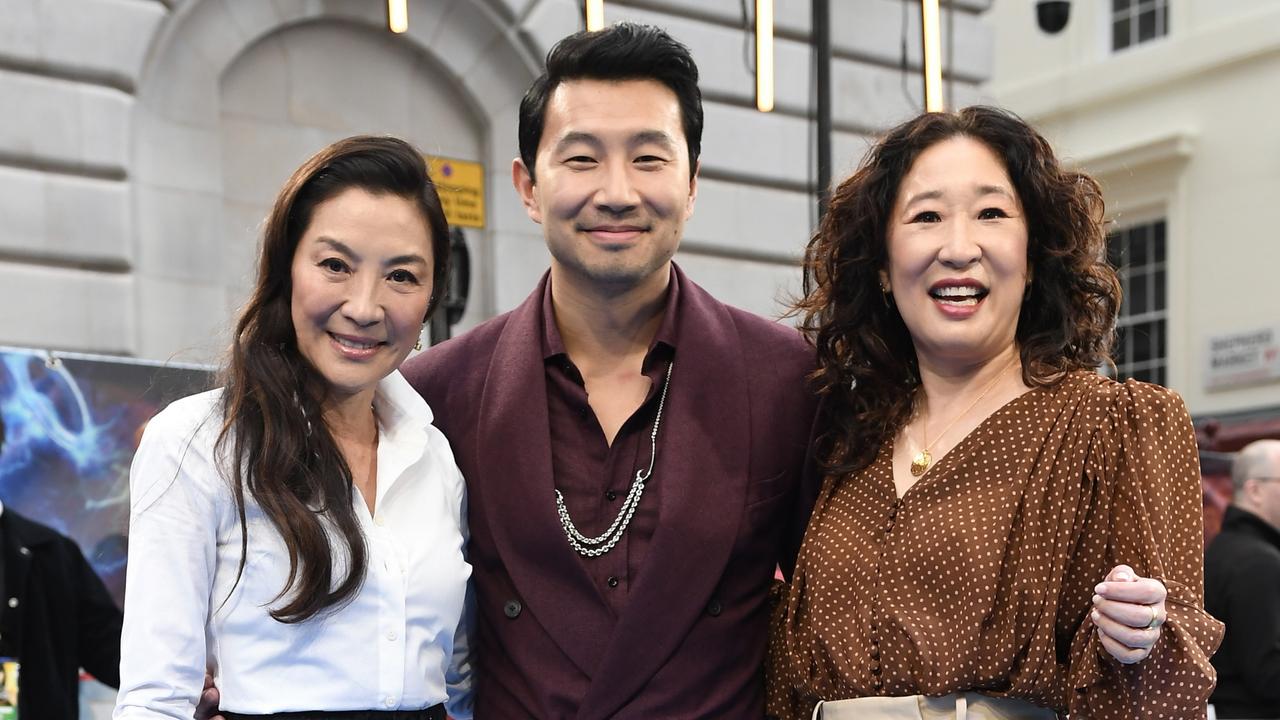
left=402, top=266, right=818, bottom=719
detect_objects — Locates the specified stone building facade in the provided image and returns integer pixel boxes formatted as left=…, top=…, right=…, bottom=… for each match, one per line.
left=0, top=0, right=993, bottom=364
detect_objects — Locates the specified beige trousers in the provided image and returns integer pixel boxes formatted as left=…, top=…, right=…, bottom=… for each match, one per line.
left=812, top=693, right=1058, bottom=720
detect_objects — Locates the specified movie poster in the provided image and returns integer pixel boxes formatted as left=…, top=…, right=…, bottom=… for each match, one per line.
left=0, top=347, right=212, bottom=605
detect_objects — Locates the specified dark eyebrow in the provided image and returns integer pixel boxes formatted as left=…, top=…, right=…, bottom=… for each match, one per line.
left=317, top=237, right=357, bottom=258
left=631, top=130, right=679, bottom=152
left=904, top=185, right=1014, bottom=212
left=554, top=131, right=604, bottom=154
left=554, top=130, right=679, bottom=155
left=976, top=184, right=1014, bottom=200
left=903, top=190, right=944, bottom=211
left=317, top=237, right=428, bottom=268
left=385, top=253, right=429, bottom=268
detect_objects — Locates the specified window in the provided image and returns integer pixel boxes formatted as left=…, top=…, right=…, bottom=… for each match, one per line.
left=1108, top=219, right=1168, bottom=385
left=1111, top=0, right=1169, bottom=52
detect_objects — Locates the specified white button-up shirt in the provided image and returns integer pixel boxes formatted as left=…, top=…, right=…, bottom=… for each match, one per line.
left=114, top=372, right=472, bottom=719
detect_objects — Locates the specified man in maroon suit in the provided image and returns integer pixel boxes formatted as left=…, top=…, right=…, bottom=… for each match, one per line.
left=402, top=23, right=818, bottom=719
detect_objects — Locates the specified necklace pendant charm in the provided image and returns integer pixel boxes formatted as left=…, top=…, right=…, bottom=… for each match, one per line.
left=910, top=449, right=931, bottom=477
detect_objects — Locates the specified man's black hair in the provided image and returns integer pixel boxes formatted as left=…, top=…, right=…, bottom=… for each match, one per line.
left=517, top=22, right=703, bottom=182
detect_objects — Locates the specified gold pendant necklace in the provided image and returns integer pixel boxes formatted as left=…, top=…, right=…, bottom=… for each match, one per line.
left=910, top=360, right=1016, bottom=478
left=909, top=449, right=932, bottom=477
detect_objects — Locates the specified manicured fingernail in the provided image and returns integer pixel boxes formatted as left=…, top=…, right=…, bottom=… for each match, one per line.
left=1092, top=594, right=1103, bottom=604
left=1115, top=571, right=1133, bottom=582
left=1095, top=583, right=1107, bottom=594
left=1091, top=610, right=1101, bottom=622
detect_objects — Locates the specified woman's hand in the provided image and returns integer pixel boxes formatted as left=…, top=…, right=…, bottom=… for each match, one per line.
left=195, top=673, right=224, bottom=720
left=1091, top=564, right=1167, bottom=664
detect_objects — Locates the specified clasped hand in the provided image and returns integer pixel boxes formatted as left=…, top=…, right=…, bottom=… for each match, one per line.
left=1092, top=564, right=1167, bottom=664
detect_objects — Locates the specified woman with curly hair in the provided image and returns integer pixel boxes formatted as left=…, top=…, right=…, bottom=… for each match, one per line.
left=768, top=107, right=1222, bottom=719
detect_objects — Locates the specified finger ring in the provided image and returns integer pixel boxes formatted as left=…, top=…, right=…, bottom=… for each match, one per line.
left=1145, top=604, right=1161, bottom=629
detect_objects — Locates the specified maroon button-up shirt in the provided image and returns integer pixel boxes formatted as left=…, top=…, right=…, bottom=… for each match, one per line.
left=539, top=277, right=679, bottom=614
left=404, top=264, right=819, bottom=719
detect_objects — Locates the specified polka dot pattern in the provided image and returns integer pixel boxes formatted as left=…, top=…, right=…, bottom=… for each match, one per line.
left=767, top=371, right=1225, bottom=719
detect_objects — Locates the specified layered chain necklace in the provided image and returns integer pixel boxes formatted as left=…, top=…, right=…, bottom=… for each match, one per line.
left=909, top=360, right=1016, bottom=477
left=555, top=361, right=674, bottom=557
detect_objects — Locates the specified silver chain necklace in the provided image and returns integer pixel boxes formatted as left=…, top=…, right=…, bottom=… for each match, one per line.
left=554, top=361, right=673, bottom=557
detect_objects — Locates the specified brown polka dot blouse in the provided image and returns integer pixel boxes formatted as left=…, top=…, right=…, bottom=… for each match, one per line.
left=768, top=372, right=1224, bottom=719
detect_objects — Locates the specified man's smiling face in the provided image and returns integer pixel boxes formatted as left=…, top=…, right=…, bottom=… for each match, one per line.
left=513, top=78, right=698, bottom=293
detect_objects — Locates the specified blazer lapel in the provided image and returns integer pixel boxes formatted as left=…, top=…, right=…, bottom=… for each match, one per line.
left=474, top=279, right=615, bottom=676
left=578, top=270, right=752, bottom=719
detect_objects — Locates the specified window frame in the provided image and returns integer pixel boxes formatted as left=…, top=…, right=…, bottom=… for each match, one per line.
left=1107, top=215, right=1170, bottom=386
left=1107, top=0, right=1171, bottom=54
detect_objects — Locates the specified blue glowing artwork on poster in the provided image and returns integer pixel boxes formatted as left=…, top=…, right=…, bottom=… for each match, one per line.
left=0, top=347, right=211, bottom=605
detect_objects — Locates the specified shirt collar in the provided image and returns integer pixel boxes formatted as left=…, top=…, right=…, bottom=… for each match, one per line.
left=372, top=369, right=434, bottom=440
left=539, top=265, right=682, bottom=363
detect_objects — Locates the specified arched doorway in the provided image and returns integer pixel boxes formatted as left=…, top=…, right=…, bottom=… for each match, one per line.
left=130, top=0, right=537, bottom=362
left=217, top=19, right=484, bottom=314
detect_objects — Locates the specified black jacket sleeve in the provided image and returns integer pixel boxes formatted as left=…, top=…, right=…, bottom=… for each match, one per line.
left=67, top=537, right=122, bottom=688
left=1227, top=552, right=1280, bottom=701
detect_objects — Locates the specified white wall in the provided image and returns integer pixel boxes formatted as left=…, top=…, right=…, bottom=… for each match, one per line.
left=986, top=0, right=1280, bottom=417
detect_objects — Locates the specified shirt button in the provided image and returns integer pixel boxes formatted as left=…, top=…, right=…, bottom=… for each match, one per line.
left=374, top=517, right=385, bottom=527
left=504, top=600, right=522, bottom=618
left=18, top=547, right=31, bottom=556
left=7, top=598, right=17, bottom=609
left=873, top=678, right=884, bottom=690
left=706, top=600, right=723, bottom=617
left=386, top=630, right=397, bottom=641
left=607, top=576, right=620, bottom=588
left=605, top=490, right=618, bottom=501
left=870, top=647, right=880, bottom=659
left=384, top=697, right=396, bottom=708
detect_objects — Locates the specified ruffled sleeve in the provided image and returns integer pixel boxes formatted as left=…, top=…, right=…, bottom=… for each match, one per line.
left=1066, top=380, right=1224, bottom=719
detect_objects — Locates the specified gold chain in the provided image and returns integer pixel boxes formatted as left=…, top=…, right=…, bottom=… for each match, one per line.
left=910, top=359, right=1017, bottom=477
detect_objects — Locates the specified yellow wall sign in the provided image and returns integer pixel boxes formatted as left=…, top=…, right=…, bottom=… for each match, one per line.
left=427, top=156, right=485, bottom=229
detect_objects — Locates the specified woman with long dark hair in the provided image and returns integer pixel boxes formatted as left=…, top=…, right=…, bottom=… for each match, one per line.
left=768, top=107, right=1222, bottom=719
left=114, top=136, right=471, bottom=720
